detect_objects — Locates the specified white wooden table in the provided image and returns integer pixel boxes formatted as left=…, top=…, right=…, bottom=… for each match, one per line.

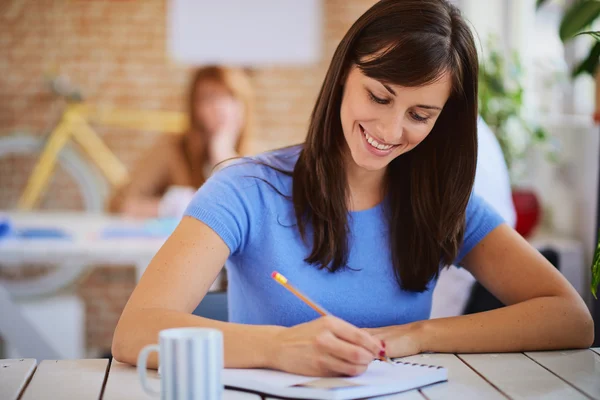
left=2, top=349, right=599, bottom=399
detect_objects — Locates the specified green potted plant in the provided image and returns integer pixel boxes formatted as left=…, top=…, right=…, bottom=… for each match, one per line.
left=536, top=0, right=600, bottom=79
left=535, top=0, right=600, bottom=298
left=478, top=37, right=555, bottom=237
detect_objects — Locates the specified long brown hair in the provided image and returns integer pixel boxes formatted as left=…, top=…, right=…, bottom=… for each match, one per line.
left=188, top=65, right=254, bottom=156
left=292, top=0, right=479, bottom=292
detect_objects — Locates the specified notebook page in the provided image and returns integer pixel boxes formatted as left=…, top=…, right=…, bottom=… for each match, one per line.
left=224, top=360, right=436, bottom=388
left=223, top=367, right=316, bottom=387
left=343, top=361, right=436, bottom=386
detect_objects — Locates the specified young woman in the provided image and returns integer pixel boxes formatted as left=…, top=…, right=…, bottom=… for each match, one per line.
left=107, top=65, right=253, bottom=218
left=112, top=0, right=593, bottom=377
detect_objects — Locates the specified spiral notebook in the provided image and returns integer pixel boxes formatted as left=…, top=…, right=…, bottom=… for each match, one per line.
left=223, top=359, right=447, bottom=400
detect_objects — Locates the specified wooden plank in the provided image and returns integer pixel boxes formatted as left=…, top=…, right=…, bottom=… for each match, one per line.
left=525, top=349, right=600, bottom=399
left=104, top=360, right=260, bottom=400
left=20, top=359, right=108, bottom=400
left=102, top=360, right=158, bottom=400
left=398, top=354, right=506, bottom=400
left=0, top=359, right=37, bottom=400
left=459, top=353, right=587, bottom=399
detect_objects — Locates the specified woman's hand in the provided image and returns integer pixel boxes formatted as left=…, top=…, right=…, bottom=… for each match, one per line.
left=120, top=196, right=161, bottom=219
left=269, top=316, right=385, bottom=377
left=363, top=323, right=423, bottom=359
left=208, top=100, right=244, bottom=165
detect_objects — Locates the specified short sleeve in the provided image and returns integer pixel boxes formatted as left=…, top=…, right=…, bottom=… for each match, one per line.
left=183, top=161, right=264, bottom=256
left=454, top=193, right=505, bottom=265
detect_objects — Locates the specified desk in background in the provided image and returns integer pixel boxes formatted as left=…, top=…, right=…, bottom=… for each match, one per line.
left=0, top=211, right=222, bottom=360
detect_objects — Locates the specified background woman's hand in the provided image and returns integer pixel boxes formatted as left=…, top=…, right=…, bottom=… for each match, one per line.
left=269, top=316, right=384, bottom=377
left=120, top=196, right=161, bottom=219
left=208, top=99, right=244, bottom=165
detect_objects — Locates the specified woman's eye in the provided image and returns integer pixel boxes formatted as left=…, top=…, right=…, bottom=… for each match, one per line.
left=368, top=91, right=390, bottom=105
left=410, top=111, right=429, bottom=123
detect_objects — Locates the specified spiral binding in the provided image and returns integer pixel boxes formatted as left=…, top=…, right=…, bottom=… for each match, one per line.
left=375, top=358, right=444, bottom=369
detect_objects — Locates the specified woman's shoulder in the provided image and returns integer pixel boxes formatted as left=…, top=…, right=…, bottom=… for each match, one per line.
left=231, top=144, right=302, bottom=177
left=210, top=144, right=301, bottom=189
left=450, top=192, right=506, bottom=265
left=465, top=191, right=500, bottom=218
left=184, top=145, right=301, bottom=252
left=253, top=144, right=303, bottom=170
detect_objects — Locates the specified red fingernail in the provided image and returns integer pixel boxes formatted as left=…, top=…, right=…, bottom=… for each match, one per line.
left=379, top=350, right=385, bottom=357
left=381, top=340, right=386, bottom=349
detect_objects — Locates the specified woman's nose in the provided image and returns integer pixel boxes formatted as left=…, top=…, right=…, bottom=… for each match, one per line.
left=381, top=115, right=404, bottom=144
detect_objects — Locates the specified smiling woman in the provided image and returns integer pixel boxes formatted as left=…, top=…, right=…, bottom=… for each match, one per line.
left=341, top=65, right=450, bottom=171
left=112, top=0, right=594, bottom=379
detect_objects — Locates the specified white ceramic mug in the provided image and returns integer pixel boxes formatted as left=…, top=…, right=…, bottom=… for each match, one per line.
left=138, top=328, right=223, bottom=400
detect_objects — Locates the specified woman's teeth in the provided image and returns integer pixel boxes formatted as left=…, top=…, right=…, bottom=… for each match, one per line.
left=363, top=129, right=394, bottom=150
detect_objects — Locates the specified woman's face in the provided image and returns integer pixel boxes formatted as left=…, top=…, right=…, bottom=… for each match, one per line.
left=193, top=79, right=243, bottom=138
left=340, top=65, right=452, bottom=173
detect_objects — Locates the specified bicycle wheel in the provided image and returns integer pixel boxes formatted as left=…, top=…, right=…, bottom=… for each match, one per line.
left=0, top=133, right=108, bottom=297
left=0, top=133, right=108, bottom=211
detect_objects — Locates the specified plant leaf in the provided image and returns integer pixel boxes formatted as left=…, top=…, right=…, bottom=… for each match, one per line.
left=576, top=30, right=600, bottom=41
left=571, top=41, right=600, bottom=78
left=536, top=0, right=550, bottom=8
left=591, top=235, right=600, bottom=299
left=533, top=127, right=548, bottom=141
left=560, top=0, right=600, bottom=41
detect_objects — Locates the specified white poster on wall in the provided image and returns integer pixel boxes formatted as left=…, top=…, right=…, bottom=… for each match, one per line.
left=167, top=0, right=322, bottom=66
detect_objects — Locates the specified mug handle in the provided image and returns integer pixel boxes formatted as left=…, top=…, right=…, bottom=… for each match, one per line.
left=137, top=344, right=160, bottom=397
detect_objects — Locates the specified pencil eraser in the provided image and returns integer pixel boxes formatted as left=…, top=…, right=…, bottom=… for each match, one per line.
left=271, top=271, right=287, bottom=284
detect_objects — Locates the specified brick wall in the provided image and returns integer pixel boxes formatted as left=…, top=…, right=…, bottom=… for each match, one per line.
left=0, top=0, right=376, bottom=356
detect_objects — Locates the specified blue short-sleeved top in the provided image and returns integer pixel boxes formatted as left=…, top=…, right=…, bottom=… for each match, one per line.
left=185, top=145, right=504, bottom=327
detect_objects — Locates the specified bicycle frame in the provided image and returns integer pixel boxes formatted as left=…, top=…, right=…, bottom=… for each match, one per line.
left=17, top=103, right=187, bottom=210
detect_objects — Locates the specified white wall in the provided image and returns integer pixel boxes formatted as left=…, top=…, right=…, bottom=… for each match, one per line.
left=460, top=0, right=508, bottom=56
left=5, top=295, right=85, bottom=360
left=167, top=0, right=322, bottom=66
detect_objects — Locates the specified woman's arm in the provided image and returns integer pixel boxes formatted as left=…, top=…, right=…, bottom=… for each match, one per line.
left=112, top=216, right=383, bottom=375
left=367, top=224, right=594, bottom=356
left=112, top=216, right=280, bottom=369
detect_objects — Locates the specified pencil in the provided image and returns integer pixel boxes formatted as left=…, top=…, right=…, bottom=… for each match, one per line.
left=271, top=271, right=330, bottom=316
left=271, top=271, right=394, bottom=364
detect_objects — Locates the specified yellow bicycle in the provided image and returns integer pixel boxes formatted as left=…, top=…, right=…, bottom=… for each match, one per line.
left=0, top=76, right=188, bottom=298
left=0, top=75, right=187, bottom=211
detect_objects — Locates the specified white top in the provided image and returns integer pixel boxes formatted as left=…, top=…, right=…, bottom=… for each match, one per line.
left=473, top=116, right=516, bottom=227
